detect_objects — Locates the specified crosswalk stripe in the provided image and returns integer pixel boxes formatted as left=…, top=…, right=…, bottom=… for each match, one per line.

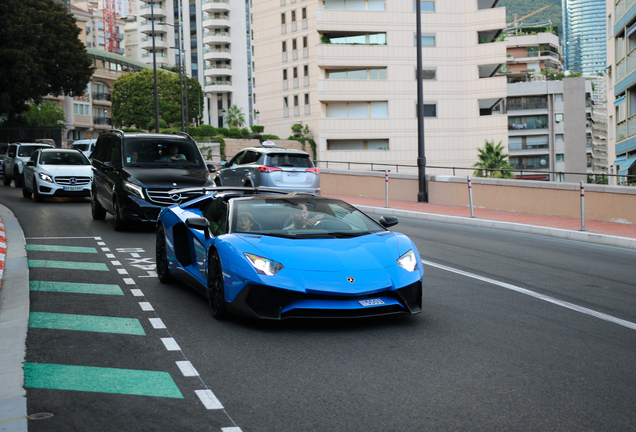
left=24, top=363, right=184, bottom=398
left=30, top=281, right=123, bottom=295
left=28, top=260, right=109, bottom=271
left=29, top=312, right=146, bottom=335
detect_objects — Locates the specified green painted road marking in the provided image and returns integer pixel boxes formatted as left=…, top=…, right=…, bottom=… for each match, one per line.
left=29, top=312, right=146, bottom=335
left=24, top=363, right=183, bottom=398
left=26, top=245, right=98, bottom=253
left=30, top=281, right=123, bottom=295
left=28, top=260, right=109, bottom=271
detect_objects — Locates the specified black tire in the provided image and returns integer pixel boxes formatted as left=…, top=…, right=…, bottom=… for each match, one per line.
left=22, top=186, right=32, bottom=198
left=214, top=176, right=222, bottom=187
left=32, top=179, right=44, bottom=202
left=207, top=249, right=229, bottom=320
left=91, top=190, right=106, bottom=220
left=3, top=173, right=10, bottom=185
left=14, top=169, right=23, bottom=187
left=156, top=223, right=172, bottom=283
left=112, top=197, right=126, bottom=231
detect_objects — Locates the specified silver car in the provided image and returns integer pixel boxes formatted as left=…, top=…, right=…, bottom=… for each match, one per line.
left=214, top=145, right=320, bottom=194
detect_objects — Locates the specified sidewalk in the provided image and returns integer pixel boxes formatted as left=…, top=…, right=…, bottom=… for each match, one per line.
left=323, top=193, right=636, bottom=250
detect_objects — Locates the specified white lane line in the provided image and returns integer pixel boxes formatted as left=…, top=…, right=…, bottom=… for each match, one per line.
left=111, top=260, right=122, bottom=266
left=149, top=318, right=166, bottom=329
left=195, top=389, right=224, bottom=410
left=131, top=253, right=141, bottom=258
left=123, top=278, right=135, bottom=285
left=161, top=337, right=181, bottom=351
left=222, top=428, right=243, bottom=432
left=139, top=302, right=154, bottom=311
left=117, top=268, right=128, bottom=275
left=97, top=242, right=106, bottom=246
left=422, top=259, right=636, bottom=331
left=130, top=289, right=144, bottom=297
left=106, top=254, right=115, bottom=259
left=176, top=360, right=199, bottom=377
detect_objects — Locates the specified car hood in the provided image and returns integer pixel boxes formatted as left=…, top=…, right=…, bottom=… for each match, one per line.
left=39, top=165, right=92, bottom=175
left=123, top=167, right=211, bottom=189
left=236, top=232, right=401, bottom=272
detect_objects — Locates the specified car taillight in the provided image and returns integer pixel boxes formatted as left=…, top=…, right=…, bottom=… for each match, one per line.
left=306, top=168, right=320, bottom=174
left=259, top=166, right=283, bottom=173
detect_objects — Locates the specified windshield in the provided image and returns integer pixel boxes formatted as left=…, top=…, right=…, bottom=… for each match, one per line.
left=71, top=144, right=90, bottom=151
left=18, top=146, right=50, bottom=157
left=123, top=138, right=205, bottom=169
left=266, top=153, right=313, bottom=168
left=229, top=196, right=385, bottom=239
left=40, top=151, right=90, bottom=166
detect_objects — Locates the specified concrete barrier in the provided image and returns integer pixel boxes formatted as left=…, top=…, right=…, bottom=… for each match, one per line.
left=321, top=169, right=636, bottom=224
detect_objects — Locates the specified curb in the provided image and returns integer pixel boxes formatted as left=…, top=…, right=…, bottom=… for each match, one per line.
left=0, top=205, right=29, bottom=432
left=358, top=205, right=636, bottom=251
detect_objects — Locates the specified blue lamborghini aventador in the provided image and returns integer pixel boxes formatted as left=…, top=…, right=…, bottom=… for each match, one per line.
left=156, top=187, right=424, bottom=320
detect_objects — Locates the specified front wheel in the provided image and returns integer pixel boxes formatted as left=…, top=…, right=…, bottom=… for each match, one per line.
left=14, top=169, right=23, bottom=187
left=156, top=223, right=172, bottom=283
left=22, top=186, right=32, bottom=198
left=112, top=197, right=126, bottom=231
left=32, top=179, right=44, bottom=202
left=207, top=250, right=229, bottom=320
left=3, top=172, right=10, bottom=185
left=91, top=190, right=106, bottom=220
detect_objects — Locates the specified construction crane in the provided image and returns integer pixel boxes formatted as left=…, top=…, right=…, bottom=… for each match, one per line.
left=508, top=5, right=550, bottom=28
left=103, top=0, right=118, bottom=53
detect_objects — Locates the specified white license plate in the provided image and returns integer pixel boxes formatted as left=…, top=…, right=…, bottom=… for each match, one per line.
left=359, top=298, right=385, bottom=307
left=285, top=172, right=300, bottom=177
left=63, top=186, right=83, bottom=191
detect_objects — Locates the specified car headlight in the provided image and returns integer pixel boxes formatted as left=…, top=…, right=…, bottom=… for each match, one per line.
left=244, top=253, right=283, bottom=276
left=39, top=172, right=53, bottom=183
left=124, top=181, right=144, bottom=199
left=397, top=249, right=418, bottom=272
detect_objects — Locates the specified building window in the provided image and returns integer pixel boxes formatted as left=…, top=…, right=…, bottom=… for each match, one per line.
left=323, top=0, right=385, bottom=11
left=323, top=33, right=386, bottom=45
left=414, top=34, right=435, bottom=46
left=281, top=12, right=286, bottom=24
left=302, top=7, right=307, bottom=18
left=327, top=101, right=388, bottom=118
left=283, top=69, right=288, bottom=80
left=303, top=36, right=308, bottom=48
left=327, top=139, right=389, bottom=150
left=304, top=93, right=309, bottom=105
left=415, top=67, right=436, bottom=80
left=416, top=103, right=437, bottom=117
left=292, top=38, right=297, bottom=50
left=413, top=1, right=434, bottom=11
left=556, top=154, right=564, bottom=162
left=327, top=68, right=386, bottom=80
left=556, top=134, right=564, bottom=142
left=282, top=41, right=287, bottom=52
left=291, top=10, right=296, bottom=21
left=555, top=113, right=563, bottom=123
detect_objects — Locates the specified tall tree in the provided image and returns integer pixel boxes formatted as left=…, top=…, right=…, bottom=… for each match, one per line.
left=111, top=69, right=203, bottom=129
left=473, top=140, right=514, bottom=178
left=225, top=105, right=245, bottom=127
left=23, top=102, right=66, bottom=127
left=0, top=0, right=94, bottom=122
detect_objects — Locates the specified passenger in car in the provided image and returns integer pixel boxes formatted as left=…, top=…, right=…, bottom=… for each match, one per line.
left=236, top=212, right=255, bottom=232
left=160, top=144, right=186, bottom=162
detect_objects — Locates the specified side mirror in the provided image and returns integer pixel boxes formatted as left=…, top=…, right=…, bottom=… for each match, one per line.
left=8, top=152, right=15, bottom=158
left=103, top=161, right=115, bottom=172
left=219, top=161, right=227, bottom=167
left=186, top=217, right=210, bottom=239
left=206, top=163, right=216, bottom=173
left=379, top=216, right=398, bottom=228
left=26, top=161, right=35, bottom=166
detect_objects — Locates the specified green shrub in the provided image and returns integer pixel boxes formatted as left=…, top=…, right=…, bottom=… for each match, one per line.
left=250, top=125, right=265, bottom=134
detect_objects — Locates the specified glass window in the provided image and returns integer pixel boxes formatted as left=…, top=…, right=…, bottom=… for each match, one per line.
left=423, top=103, right=436, bottom=117
left=327, top=103, right=348, bottom=117
left=347, top=69, right=367, bottom=79
left=367, top=0, right=385, bottom=10
left=415, top=35, right=435, bottom=46
left=328, top=70, right=347, bottom=79
left=281, top=13, right=286, bottom=24
left=348, top=102, right=368, bottom=118
left=414, top=1, right=434, bottom=11
left=347, top=0, right=365, bottom=9
left=370, top=101, right=388, bottom=118
left=555, top=113, right=563, bottom=123
left=556, top=154, right=564, bottom=162
left=323, top=0, right=345, bottom=9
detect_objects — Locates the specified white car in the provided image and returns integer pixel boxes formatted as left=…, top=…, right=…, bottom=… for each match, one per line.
left=69, top=138, right=97, bottom=159
left=22, top=148, right=92, bottom=202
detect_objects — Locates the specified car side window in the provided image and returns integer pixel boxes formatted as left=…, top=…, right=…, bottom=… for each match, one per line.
left=228, top=151, right=244, bottom=167
left=203, top=199, right=229, bottom=236
left=243, top=151, right=260, bottom=164
left=30, top=152, right=39, bottom=164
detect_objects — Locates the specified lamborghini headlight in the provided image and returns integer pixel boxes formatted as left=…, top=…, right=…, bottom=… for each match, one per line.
left=397, top=249, right=418, bottom=272
left=39, top=172, right=53, bottom=183
left=244, top=253, right=283, bottom=276
left=124, top=181, right=144, bottom=199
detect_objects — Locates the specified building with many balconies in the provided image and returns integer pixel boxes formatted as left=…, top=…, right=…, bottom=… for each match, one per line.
left=251, top=0, right=508, bottom=171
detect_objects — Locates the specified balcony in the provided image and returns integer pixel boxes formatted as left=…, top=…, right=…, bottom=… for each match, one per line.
left=204, top=79, right=232, bottom=93
left=203, top=47, right=231, bottom=61
left=202, top=0, right=230, bottom=13
left=92, top=92, right=111, bottom=103
left=204, top=64, right=232, bottom=78
left=202, top=15, right=230, bottom=30
left=139, top=4, right=167, bottom=19
left=93, top=117, right=112, bottom=126
left=139, top=20, right=169, bottom=35
left=203, top=30, right=231, bottom=45
left=141, top=36, right=169, bottom=51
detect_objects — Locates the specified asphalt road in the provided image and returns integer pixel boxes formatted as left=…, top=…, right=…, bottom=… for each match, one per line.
left=2, top=184, right=636, bottom=432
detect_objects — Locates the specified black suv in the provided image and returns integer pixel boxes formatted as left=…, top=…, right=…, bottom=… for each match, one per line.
left=91, top=130, right=213, bottom=230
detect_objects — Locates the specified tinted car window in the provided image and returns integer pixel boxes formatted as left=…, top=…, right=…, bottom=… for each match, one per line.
left=41, top=151, right=90, bottom=165
left=123, top=138, right=205, bottom=167
left=93, top=136, right=113, bottom=163
left=0, top=147, right=7, bottom=156
left=267, top=153, right=313, bottom=168
left=242, top=151, right=261, bottom=164
left=227, top=151, right=244, bottom=167
left=18, top=146, right=50, bottom=157
left=204, top=199, right=229, bottom=236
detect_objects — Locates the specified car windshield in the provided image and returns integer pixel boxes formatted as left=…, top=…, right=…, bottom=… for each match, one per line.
left=229, top=196, right=385, bottom=238
left=40, top=151, right=90, bottom=166
left=123, top=138, right=205, bottom=168
left=18, top=146, right=50, bottom=157
left=71, top=143, right=90, bottom=151
left=266, top=153, right=313, bottom=168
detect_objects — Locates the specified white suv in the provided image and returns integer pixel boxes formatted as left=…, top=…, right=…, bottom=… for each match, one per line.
left=3, top=142, right=55, bottom=187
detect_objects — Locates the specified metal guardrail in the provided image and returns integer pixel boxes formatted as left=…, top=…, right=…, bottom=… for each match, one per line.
left=314, top=160, right=636, bottom=185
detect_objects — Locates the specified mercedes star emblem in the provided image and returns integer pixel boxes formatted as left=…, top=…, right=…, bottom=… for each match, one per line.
left=170, top=193, right=182, bottom=202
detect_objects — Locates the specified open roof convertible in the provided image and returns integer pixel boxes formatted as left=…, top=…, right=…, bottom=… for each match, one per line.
left=156, top=187, right=424, bottom=320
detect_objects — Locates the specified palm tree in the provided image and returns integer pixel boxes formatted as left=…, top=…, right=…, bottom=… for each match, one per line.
left=225, top=105, right=245, bottom=127
left=473, top=140, right=514, bottom=178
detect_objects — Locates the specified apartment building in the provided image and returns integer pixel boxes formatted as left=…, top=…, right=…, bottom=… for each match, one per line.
left=252, top=0, right=508, bottom=171
left=608, top=0, right=636, bottom=184
left=73, top=1, right=126, bottom=54
left=133, top=0, right=254, bottom=127
left=562, top=0, right=607, bottom=74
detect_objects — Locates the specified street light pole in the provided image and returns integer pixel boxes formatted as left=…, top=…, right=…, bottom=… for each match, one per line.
left=416, top=0, right=428, bottom=202
left=150, top=0, right=160, bottom=133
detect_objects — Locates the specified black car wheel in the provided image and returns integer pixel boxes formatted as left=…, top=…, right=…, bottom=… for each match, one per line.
left=14, top=169, right=23, bottom=187
left=214, top=177, right=222, bottom=187
left=156, top=223, right=171, bottom=283
left=91, top=190, right=106, bottom=220
left=32, top=179, right=44, bottom=202
left=112, top=197, right=126, bottom=231
left=207, top=249, right=229, bottom=320
left=3, top=173, right=10, bottom=185
left=22, top=185, right=32, bottom=198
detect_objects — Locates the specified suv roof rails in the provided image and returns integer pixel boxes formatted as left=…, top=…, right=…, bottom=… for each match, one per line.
left=107, top=129, right=126, bottom=136
left=165, top=131, right=194, bottom=140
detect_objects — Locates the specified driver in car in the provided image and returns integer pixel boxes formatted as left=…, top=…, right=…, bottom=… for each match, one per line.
left=284, top=204, right=323, bottom=229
